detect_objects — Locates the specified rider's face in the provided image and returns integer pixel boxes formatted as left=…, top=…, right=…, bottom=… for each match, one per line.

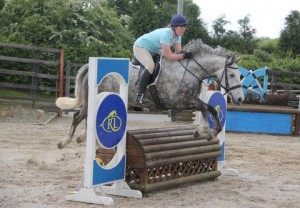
left=174, top=26, right=186, bottom=36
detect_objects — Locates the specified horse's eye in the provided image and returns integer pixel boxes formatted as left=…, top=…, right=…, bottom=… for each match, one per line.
left=230, top=74, right=235, bottom=78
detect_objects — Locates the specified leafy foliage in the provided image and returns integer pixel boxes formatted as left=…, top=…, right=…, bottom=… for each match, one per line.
left=212, top=15, right=230, bottom=38
left=279, top=10, right=300, bottom=57
left=0, top=0, right=134, bottom=62
left=211, top=14, right=258, bottom=54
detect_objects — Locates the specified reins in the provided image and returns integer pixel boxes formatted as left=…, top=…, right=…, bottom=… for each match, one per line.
left=177, top=59, right=202, bottom=86
left=178, top=55, right=241, bottom=95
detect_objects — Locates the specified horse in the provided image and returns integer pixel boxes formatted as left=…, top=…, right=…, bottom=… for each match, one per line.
left=56, top=39, right=244, bottom=149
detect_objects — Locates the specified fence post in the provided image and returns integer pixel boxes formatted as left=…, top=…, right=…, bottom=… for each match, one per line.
left=58, top=49, right=64, bottom=117
left=271, top=72, right=277, bottom=93
left=31, top=48, right=41, bottom=108
left=65, top=60, right=71, bottom=98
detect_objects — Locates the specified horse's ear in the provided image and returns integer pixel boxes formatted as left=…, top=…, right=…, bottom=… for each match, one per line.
left=235, top=56, right=242, bottom=62
left=231, top=55, right=235, bottom=63
left=226, top=55, right=235, bottom=65
left=231, top=54, right=242, bottom=63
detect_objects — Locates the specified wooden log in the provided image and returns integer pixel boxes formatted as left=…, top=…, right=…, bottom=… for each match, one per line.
left=137, top=135, right=195, bottom=146
left=128, top=125, right=196, bottom=135
left=137, top=138, right=220, bottom=152
left=132, top=130, right=195, bottom=140
left=129, top=171, right=221, bottom=193
left=144, top=144, right=221, bottom=160
left=98, top=139, right=220, bottom=160
left=169, top=110, right=194, bottom=122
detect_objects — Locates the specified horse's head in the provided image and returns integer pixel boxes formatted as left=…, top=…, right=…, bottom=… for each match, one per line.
left=183, top=39, right=244, bottom=104
left=214, top=54, right=245, bottom=104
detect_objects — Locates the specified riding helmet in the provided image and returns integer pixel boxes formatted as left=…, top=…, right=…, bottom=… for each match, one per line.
left=170, top=14, right=188, bottom=27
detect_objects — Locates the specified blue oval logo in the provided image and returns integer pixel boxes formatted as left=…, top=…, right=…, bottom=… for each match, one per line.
left=95, top=93, right=127, bottom=148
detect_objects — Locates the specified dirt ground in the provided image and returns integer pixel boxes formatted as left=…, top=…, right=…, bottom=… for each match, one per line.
left=0, top=105, right=300, bottom=208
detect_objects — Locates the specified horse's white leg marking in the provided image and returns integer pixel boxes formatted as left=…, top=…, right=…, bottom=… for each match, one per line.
left=58, top=131, right=73, bottom=149
left=196, top=114, right=210, bottom=134
left=76, top=123, right=87, bottom=144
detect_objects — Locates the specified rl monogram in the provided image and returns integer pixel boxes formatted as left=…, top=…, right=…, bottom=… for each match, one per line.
left=101, top=110, right=122, bottom=132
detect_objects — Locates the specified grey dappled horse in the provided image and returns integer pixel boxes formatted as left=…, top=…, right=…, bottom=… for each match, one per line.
left=56, top=39, right=244, bottom=149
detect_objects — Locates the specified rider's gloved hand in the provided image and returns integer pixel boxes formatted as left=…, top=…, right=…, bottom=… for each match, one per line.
left=183, top=52, right=193, bottom=59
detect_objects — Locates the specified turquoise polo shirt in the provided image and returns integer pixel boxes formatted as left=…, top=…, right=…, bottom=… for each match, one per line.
left=136, top=28, right=181, bottom=53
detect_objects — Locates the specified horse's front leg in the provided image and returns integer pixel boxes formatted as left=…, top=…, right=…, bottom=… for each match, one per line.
left=193, top=99, right=222, bottom=141
left=194, top=110, right=210, bottom=138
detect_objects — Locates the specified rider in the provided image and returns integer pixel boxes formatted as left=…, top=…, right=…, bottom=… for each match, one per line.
left=133, top=14, right=193, bottom=104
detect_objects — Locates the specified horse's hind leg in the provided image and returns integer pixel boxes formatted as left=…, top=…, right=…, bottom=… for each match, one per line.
left=76, top=120, right=87, bottom=144
left=57, top=109, right=87, bottom=149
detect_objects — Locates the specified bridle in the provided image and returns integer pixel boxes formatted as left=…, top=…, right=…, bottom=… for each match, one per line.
left=178, top=56, right=242, bottom=95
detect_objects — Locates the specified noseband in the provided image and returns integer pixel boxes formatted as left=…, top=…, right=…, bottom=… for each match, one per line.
left=218, top=58, right=242, bottom=94
left=178, top=56, right=241, bottom=95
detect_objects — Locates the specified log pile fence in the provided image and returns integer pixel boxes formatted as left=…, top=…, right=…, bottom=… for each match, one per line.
left=97, top=125, right=222, bottom=193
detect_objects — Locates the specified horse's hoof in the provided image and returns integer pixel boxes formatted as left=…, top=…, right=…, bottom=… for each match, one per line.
left=206, top=131, right=214, bottom=141
left=193, top=129, right=200, bottom=139
left=57, top=141, right=63, bottom=149
left=76, top=137, right=82, bottom=144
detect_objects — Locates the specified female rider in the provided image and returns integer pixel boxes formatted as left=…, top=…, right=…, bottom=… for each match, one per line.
left=133, top=14, right=193, bottom=104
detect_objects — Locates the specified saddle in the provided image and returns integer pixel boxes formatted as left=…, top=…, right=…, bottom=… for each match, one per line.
left=131, top=54, right=161, bottom=84
left=131, top=54, right=163, bottom=110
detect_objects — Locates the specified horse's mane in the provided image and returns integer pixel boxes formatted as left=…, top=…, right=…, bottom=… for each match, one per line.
left=183, top=39, right=234, bottom=57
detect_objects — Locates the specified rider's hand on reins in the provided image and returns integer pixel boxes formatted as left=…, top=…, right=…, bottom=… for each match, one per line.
left=183, top=52, right=193, bottom=59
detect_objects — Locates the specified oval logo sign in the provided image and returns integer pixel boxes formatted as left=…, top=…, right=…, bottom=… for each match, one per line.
left=95, top=93, right=127, bottom=148
left=207, top=91, right=226, bottom=128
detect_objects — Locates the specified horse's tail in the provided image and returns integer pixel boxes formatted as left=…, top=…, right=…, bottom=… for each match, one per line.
left=56, top=64, right=89, bottom=109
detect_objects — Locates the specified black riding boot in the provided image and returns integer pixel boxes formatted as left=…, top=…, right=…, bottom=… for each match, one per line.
left=135, top=69, right=151, bottom=103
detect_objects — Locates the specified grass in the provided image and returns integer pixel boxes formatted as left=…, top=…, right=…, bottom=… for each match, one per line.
left=0, top=89, right=56, bottom=101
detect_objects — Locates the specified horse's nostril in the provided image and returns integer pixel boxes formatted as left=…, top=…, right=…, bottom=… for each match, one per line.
left=237, top=97, right=242, bottom=103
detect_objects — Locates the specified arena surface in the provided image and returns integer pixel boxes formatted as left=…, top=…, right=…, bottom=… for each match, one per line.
left=0, top=106, right=299, bottom=208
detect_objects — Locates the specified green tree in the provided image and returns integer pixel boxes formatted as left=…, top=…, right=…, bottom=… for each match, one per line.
left=212, top=15, right=230, bottom=38
left=129, top=0, right=159, bottom=37
left=238, top=15, right=256, bottom=41
left=237, top=15, right=258, bottom=54
left=0, top=0, right=5, bottom=10
left=108, top=0, right=209, bottom=44
left=210, top=15, right=245, bottom=52
left=279, top=10, right=300, bottom=57
left=220, top=30, right=244, bottom=52
left=107, top=0, right=133, bottom=17
left=257, top=37, right=279, bottom=54
left=0, top=0, right=134, bottom=62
